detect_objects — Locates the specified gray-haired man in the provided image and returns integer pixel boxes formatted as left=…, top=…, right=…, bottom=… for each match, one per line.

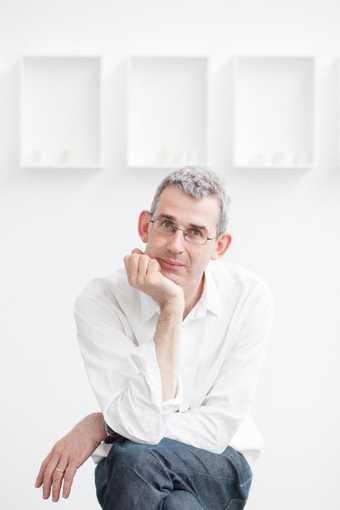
left=35, top=167, right=273, bottom=509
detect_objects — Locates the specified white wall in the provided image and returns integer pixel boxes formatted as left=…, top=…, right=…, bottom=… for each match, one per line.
left=1, top=1, right=339, bottom=509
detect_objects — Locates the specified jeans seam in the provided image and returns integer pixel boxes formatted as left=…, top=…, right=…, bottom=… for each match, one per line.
left=239, top=476, right=252, bottom=488
left=149, top=451, right=209, bottom=509
left=150, top=450, right=235, bottom=483
left=224, top=498, right=246, bottom=510
left=152, top=442, right=250, bottom=485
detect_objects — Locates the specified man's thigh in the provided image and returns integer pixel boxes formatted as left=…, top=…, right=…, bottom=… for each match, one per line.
left=146, top=438, right=252, bottom=503
left=96, top=437, right=252, bottom=509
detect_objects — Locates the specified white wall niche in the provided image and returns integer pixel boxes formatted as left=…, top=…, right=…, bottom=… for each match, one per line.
left=232, top=55, right=315, bottom=170
left=127, top=55, right=209, bottom=169
left=20, top=54, right=102, bottom=169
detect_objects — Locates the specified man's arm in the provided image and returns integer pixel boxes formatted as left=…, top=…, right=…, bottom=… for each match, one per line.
left=36, top=252, right=185, bottom=502
left=74, top=250, right=185, bottom=445
left=154, top=301, right=183, bottom=401
left=124, top=249, right=184, bottom=403
left=35, top=413, right=106, bottom=502
left=104, top=301, right=184, bottom=440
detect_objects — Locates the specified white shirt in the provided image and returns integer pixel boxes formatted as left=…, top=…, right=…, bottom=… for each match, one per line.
left=74, top=259, right=274, bottom=473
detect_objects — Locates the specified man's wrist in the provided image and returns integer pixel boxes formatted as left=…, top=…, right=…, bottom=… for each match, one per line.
left=160, top=298, right=184, bottom=317
left=82, top=412, right=107, bottom=446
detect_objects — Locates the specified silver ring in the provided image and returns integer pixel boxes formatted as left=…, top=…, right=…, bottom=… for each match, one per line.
left=55, top=467, right=65, bottom=473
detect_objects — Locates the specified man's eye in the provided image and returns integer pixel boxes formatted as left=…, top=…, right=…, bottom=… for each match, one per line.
left=161, top=220, right=176, bottom=230
left=187, top=228, right=204, bottom=238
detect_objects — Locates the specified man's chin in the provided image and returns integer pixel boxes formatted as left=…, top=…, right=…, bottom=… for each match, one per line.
left=160, top=268, right=183, bottom=286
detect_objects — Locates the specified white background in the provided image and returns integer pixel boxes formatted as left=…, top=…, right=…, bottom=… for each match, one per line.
left=0, top=1, right=339, bottom=509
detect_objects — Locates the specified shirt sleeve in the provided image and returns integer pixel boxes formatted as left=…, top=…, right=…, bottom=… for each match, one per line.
left=73, top=280, right=182, bottom=444
left=162, top=282, right=274, bottom=454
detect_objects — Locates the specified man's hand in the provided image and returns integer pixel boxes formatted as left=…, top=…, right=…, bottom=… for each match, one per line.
left=34, top=412, right=106, bottom=502
left=124, top=249, right=184, bottom=310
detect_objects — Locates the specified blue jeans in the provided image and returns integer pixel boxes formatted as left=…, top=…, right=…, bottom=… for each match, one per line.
left=94, top=437, right=253, bottom=509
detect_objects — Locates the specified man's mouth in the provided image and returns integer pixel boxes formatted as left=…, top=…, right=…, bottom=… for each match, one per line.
left=158, top=258, right=186, bottom=270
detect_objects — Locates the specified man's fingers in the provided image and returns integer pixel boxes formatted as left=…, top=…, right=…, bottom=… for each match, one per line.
left=51, top=471, right=64, bottom=502
left=137, top=255, right=150, bottom=284
left=124, top=250, right=160, bottom=287
left=148, top=258, right=160, bottom=273
left=43, top=452, right=66, bottom=499
left=42, top=453, right=61, bottom=499
left=123, top=255, right=129, bottom=273
left=131, top=248, right=143, bottom=255
left=123, top=255, right=135, bottom=284
left=126, top=253, right=142, bottom=285
left=62, top=464, right=78, bottom=499
left=35, top=470, right=43, bottom=488
left=35, top=450, right=53, bottom=487
left=35, top=451, right=52, bottom=488
left=51, top=455, right=69, bottom=502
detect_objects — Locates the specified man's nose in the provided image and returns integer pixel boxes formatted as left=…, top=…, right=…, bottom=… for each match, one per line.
left=166, top=229, right=185, bottom=253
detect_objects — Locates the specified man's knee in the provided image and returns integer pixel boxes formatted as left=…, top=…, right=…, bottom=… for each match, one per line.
left=107, top=441, right=163, bottom=480
left=102, top=441, right=173, bottom=508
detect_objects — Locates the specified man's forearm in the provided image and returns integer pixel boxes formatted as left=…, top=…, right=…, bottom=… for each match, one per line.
left=95, top=304, right=183, bottom=442
left=74, top=412, right=107, bottom=446
left=154, top=303, right=183, bottom=401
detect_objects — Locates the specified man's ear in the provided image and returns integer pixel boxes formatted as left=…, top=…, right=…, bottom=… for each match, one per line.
left=210, top=233, right=232, bottom=261
left=138, top=210, right=152, bottom=243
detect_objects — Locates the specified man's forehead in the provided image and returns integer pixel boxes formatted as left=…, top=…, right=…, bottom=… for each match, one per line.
left=155, top=186, right=219, bottom=227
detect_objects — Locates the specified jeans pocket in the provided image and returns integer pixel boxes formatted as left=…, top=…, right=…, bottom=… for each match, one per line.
left=225, top=498, right=247, bottom=510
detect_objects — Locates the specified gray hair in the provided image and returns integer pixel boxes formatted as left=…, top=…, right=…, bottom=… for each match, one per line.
left=150, top=166, right=231, bottom=236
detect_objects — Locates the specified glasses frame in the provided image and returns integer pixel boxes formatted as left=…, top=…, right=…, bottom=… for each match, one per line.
left=148, top=216, right=217, bottom=246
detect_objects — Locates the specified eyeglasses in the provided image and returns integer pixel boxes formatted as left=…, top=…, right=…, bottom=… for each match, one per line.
left=149, top=216, right=216, bottom=246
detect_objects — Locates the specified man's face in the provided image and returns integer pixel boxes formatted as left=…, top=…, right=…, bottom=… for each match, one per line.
left=141, top=185, right=224, bottom=289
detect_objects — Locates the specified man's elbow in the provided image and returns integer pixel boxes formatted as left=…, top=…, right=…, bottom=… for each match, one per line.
left=104, top=409, right=165, bottom=446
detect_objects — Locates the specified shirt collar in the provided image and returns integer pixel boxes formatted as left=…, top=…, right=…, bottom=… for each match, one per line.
left=138, top=265, right=221, bottom=323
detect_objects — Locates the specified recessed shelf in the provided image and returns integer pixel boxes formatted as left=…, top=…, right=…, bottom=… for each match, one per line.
left=127, top=56, right=208, bottom=169
left=232, top=55, right=315, bottom=170
left=20, top=55, right=102, bottom=169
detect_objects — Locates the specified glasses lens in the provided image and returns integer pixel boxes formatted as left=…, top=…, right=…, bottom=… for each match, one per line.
left=156, top=218, right=177, bottom=234
left=152, top=218, right=208, bottom=245
left=184, top=229, right=207, bottom=245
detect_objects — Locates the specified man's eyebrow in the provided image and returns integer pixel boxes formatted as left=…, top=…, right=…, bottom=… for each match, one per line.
left=158, top=214, right=208, bottom=231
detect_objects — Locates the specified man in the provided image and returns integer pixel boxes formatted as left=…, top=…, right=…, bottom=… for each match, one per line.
left=35, top=167, right=273, bottom=509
